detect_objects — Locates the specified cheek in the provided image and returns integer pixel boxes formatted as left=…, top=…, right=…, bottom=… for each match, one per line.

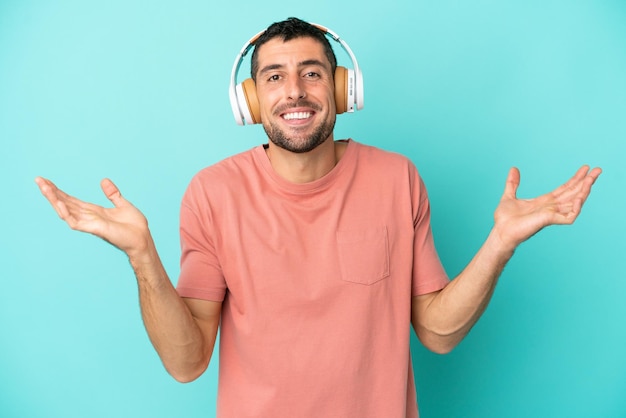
left=257, top=94, right=274, bottom=116
left=257, top=87, right=281, bottom=110
left=324, top=83, right=337, bottom=107
left=326, top=91, right=337, bottom=114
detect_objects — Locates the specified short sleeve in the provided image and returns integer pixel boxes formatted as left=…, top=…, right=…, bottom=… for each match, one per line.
left=176, top=180, right=227, bottom=302
left=411, top=169, right=450, bottom=296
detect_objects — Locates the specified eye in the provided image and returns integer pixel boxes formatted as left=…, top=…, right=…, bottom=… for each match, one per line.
left=267, top=74, right=281, bottom=82
left=304, top=71, right=320, bottom=79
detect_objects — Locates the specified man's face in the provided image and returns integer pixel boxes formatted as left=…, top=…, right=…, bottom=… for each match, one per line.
left=254, top=36, right=336, bottom=154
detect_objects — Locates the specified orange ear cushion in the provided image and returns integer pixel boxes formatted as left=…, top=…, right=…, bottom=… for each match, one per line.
left=241, top=78, right=261, bottom=123
left=334, top=66, right=348, bottom=114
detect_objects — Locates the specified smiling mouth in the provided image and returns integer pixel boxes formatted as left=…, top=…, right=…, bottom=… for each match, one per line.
left=282, top=111, right=313, bottom=121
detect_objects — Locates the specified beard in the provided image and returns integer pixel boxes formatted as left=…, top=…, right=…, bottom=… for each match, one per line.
left=262, top=101, right=336, bottom=154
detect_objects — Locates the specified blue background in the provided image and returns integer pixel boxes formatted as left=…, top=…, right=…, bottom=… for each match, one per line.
left=1, top=1, right=624, bottom=417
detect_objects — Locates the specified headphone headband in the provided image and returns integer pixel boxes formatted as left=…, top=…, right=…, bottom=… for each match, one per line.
left=229, top=22, right=364, bottom=126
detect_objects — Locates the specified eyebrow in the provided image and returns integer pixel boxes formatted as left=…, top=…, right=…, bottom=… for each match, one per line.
left=258, top=59, right=328, bottom=76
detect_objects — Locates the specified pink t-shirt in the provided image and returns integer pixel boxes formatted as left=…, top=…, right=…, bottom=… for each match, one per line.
left=177, top=139, right=449, bottom=418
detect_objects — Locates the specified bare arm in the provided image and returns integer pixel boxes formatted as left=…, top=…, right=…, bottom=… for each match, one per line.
left=35, top=176, right=220, bottom=382
left=411, top=165, right=602, bottom=354
left=130, top=238, right=221, bottom=382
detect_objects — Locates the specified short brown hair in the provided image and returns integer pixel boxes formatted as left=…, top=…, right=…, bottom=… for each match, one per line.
left=250, top=17, right=337, bottom=82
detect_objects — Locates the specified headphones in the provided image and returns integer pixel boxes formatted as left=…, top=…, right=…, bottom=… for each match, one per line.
left=229, top=23, right=364, bottom=126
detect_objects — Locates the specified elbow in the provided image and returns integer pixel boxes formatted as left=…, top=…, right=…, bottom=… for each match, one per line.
left=415, top=327, right=462, bottom=355
left=166, top=360, right=209, bottom=384
left=419, top=335, right=458, bottom=355
left=424, top=340, right=457, bottom=355
left=171, top=371, right=202, bottom=384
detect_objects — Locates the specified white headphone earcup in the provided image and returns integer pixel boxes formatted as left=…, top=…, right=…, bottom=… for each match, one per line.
left=229, top=82, right=245, bottom=125
left=345, top=68, right=356, bottom=113
left=354, top=67, right=364, bottom=111
left=234, top=83, right=252, bottom=125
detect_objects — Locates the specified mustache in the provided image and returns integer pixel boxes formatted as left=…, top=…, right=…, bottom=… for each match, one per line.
left=273, top=99, right=322, bottom=115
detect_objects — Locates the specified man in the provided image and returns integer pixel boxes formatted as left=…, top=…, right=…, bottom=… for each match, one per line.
left=35, top=17, right=601, bottom=418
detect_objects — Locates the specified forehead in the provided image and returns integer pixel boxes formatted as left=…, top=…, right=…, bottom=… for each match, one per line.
left=255, top=36, right=331, bottom=69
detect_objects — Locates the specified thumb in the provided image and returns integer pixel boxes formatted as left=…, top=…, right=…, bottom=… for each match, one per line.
left=100, top=178, right=125, bottom=207
left=503, top=167, right=521, bottom=200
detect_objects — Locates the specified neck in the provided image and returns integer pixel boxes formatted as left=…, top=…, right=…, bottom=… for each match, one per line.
left=265, top=137, right=347, bottom=184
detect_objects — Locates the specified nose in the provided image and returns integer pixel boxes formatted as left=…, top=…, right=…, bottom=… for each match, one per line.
left=285, top=76, right=306, bottom=101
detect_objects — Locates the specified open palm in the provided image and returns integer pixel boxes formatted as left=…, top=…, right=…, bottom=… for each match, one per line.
left=35, top=177, right=150, bottom=255
left=493, top=165, right=602, bottom=252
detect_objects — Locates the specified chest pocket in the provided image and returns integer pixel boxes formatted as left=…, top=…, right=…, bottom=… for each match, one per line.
left=336, top=226, right=390, bottom=285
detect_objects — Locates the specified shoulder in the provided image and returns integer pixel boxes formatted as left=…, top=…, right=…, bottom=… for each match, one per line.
left=350, top=140, right=420, bottom=177
left=348, top=140, right=429, bottom=202
left=182, top=146, right=261, bottom=204
left=193, top=147, right=258, bottom=182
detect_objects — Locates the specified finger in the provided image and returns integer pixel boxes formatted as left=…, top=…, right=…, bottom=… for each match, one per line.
left=35, top=176, right=71, bottom=201
left=35, top=176, right=58, bottom=197
left=34, top=176, right=50, bottom=189
left=36, top=177, right=84, bottom=211
left=35, top=176, right=64, bottom=209
left=35, top=177, right=74, bottom=221
left=545, top=167, right=587, bottom=206
left=579, top=167, right=602, bottom=199
left=502, top=167, right=520, bottom=200
left=553, top=166, right=601, bottom=223
left=577, top=167, right=602, bottom=197
left=554, top=166, right=601, bottom=202
left=569, top=166, right=602, bottom=208
left=36, top=177, right=102, bottom=227
left=569, top=165, right=593, bottom=188
left=100, top=178, right=125, bottom=207
left=586, top=167, right=602, bottom=185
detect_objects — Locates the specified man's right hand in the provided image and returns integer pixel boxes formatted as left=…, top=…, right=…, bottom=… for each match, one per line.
left=36, top=176, right=220, bottom=381
left=35, top=177, right=151, bottom=257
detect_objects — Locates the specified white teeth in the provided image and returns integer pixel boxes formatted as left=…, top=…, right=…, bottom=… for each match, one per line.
left=283, top=112, right=311, bottom=120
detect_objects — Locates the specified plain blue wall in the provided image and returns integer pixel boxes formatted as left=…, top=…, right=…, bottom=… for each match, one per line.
left=1, top=1, right=624, bottom=417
